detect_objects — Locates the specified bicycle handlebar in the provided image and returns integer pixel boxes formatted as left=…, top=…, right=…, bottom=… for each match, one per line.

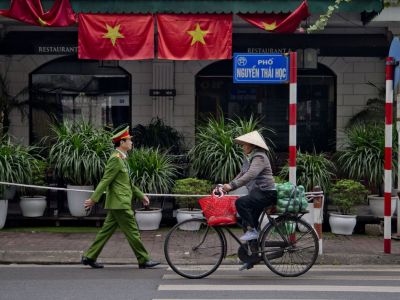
left=212, top=184, right=225, bottom=198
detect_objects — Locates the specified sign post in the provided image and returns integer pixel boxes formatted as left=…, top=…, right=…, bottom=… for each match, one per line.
left=389, top=37, right=400, bottom=248
left=233, top=53, right=296, bottom=184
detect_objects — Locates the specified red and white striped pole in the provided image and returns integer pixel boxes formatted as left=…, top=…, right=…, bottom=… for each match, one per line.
left=384, top=57, right=394, bottom=254
left=289, top=52, right=297, bottom=185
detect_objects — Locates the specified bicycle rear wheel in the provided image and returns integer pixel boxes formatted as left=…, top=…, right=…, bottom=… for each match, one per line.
left=261, top=215, right=319, bottom=277
left=164, top=218, right=225, bottom=279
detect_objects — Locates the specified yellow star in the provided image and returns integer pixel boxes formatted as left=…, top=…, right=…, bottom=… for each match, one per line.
left=187, top=23, right=209, bottom=46
left=262, top=21, right=277, bottom=31
left=103, top=24, right=124, bottom=46
left=37, top=17, right=48, bottom=26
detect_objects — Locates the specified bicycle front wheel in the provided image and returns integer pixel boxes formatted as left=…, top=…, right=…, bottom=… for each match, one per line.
left=261, top=216, right=319, bottom=277
left=164, top=218, right=225, bottom=279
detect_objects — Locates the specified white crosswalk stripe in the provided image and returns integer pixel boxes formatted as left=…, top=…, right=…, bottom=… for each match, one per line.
left=155, top=265, right=400, bottom=299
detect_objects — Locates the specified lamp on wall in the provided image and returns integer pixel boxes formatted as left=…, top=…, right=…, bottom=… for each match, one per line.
left=296, top=48, right=318, bottom=69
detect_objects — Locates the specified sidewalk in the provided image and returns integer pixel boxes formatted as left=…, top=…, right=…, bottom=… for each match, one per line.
left=1, top=228, right=400, bottom=265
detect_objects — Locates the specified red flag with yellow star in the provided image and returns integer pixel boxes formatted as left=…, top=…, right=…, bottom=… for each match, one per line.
left=238, top=1, right=310, bottom=33
left=0, top=0, right=76, bottom=27
left=78, top=14, right=154, bottom=60
left=157, top=14, right=232, bottom=60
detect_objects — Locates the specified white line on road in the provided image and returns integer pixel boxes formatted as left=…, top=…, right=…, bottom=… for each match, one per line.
left=158, top=284, right=400, bottom=293
left=165, top=265, right=400, bottom=272
left=162, top=274, right=400, bottom=280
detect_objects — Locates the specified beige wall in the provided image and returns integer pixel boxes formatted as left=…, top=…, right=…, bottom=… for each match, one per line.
left=1, top=55, right=386, bottom=151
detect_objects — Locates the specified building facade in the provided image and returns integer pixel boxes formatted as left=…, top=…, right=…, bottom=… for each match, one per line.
left=0, top=0, right=388, bottom=153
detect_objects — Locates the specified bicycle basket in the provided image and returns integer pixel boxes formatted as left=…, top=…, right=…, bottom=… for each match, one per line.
left=199, top=195, right=239, bottom=226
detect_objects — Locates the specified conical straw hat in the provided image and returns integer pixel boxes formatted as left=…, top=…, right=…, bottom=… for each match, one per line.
left=234, top=130, right=269, bottom=151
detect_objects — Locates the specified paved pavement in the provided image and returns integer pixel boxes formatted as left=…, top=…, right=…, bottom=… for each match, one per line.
left=1, top=226, right=400, bottom=265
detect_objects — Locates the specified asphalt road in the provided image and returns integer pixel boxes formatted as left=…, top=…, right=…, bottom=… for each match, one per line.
left=1, top=264, right=400, bottom=300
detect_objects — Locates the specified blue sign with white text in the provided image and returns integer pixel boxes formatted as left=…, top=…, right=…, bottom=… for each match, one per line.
left=233, top=53, right=289, bottom=84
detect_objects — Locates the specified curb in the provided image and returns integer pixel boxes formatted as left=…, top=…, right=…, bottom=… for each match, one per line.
left=2, top=250, right=400, bottom=265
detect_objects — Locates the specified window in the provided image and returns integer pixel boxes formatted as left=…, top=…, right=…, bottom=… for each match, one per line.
left=29, top=56, right=131, bottom=143
left=196, top=60, right=336, bottom=152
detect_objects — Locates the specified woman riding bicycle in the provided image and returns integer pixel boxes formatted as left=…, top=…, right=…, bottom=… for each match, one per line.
left=223, top=130, right=277, bottom=241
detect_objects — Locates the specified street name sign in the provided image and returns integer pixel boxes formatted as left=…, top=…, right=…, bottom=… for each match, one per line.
left=233, top=53, right=289, bottom=84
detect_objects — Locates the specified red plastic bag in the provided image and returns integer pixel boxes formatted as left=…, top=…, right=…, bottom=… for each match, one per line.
left=199, top=195, right=239, bottom=226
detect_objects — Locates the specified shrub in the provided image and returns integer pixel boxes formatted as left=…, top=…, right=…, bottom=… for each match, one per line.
left=172, top=178, right=212, bottom=210
left=330, top=179, right=368, bottom=215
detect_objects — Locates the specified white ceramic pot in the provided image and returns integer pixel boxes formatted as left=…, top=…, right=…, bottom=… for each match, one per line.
left=368, top=195, right=397, bottom=218
left=0, top=199, right=8, bottom=229
left=66, top=185, right=94, bottom=217
left=135, top=208, right=162, bottom=230
left=176, top=208, right=203, bottom=230
left=329, top=213, right=357, bottom=235
left=20, top=196, right=47, bottom=217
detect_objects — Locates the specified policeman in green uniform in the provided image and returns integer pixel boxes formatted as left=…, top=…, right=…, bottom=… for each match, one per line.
left=81, top=126, right=160, bottom=269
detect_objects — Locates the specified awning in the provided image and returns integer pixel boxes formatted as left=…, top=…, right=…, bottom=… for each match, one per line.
left=0, top=0, right=382, bottom=14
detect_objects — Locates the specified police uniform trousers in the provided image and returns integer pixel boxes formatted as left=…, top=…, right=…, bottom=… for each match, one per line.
left=84, top=209, right=150, bottom=264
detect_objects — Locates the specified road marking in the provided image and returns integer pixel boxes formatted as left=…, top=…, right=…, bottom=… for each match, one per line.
left=158, top=284, right=400, bottom=293
left=153, top=299, right=333, bottom=300
left=165, top=265, right=400, bottom=272
left=162, top=274, right=400, bottom=280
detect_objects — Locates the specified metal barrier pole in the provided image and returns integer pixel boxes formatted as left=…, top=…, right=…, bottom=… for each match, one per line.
left=312, top=186, right=323, bottom=255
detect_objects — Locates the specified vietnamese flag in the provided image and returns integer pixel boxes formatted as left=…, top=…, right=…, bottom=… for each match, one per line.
left=238, top=1, right=310, bottom=33
left=157, top=14, right=232, bottom=60
left=78, top=14, right=154, bottom=60
left=0, top=0, right=76, bottom=27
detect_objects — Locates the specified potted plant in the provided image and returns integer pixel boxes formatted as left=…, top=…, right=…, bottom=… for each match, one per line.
left=126, top=147, right=178, bottom=230
left=131, top=118, right=185, bottom=155
left=279, top=150, right=336, bottom=229
left=172, top=178, right=212, bottom=229
left=336, top=123, right=398, bottom=218
left=19, top=159, right=48, bottom=217
left=0, top=138, right=37, bottom=228
left=329, top=179, right=369, bottom=235
left=279, top=150, right=336, bottom=194
left=48, top=121, right=113, bottom=217
left=189, top=114, right=275, bottom=183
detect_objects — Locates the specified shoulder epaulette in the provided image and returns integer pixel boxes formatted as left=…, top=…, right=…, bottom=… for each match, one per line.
left=113, top=153, right=123, bottom=159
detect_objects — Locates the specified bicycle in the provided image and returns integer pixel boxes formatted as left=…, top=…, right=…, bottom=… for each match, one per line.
left=164, top=188, right=320, bottom=279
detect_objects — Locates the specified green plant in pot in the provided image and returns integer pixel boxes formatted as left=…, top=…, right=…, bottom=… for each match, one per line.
left=131, top=118, right=185, bottom=155
left=329, top=179, right=368, bottom=235
left=279, top=150, right=336, bottom=193
left=335, top=123, right=398, bottom=217
left=126, top=147, right=178, bottom=230
left=172, top=178, right=212, bottom=210
left=126, top=147, right=178, bottom=209
left=20, top=159, right=48, bottom=217
left=189, top=114, right=275, bottom=183
left=0, top=138, right=38, bottom=227
left=48, top=120, right=114, bottom=217
left=330, top=179, right=368, bottom=215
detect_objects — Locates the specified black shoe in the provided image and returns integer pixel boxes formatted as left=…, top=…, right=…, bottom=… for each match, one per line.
left=81, top=256, right=104, bottom=268
left=138, top=260, right=160, bottom=269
